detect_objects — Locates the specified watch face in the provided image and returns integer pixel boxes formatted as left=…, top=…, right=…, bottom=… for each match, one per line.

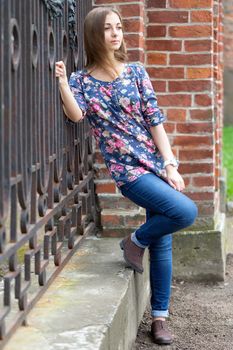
left=164, top=158, right=179, bottom=168
left=170, top=159, right=178, bottom=167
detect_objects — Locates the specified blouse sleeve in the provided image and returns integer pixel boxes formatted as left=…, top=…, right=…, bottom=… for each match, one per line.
left=136, top=64, right=166, bottom=127
left=66, top=71, right=87, bottom=125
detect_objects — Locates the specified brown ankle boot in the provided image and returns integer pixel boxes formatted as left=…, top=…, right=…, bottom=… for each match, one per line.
left=119, top=234, right=145, bottom=273
left=151, top=320, right=173, bottom=345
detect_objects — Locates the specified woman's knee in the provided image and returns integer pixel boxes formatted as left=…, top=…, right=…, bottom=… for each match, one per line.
left=179, top=199, right=198, bottom=228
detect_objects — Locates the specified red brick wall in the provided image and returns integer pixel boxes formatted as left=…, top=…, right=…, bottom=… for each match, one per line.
left=213, top=0, right=224, bottom=212
left=223, top=0, right=233, bottom=125
left=92, top=0, right=224, bottom=235
left=224, top=0, right=233, bottom=70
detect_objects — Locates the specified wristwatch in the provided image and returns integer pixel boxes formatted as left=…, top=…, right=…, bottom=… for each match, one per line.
left=164, top=158, right=179, bottom=169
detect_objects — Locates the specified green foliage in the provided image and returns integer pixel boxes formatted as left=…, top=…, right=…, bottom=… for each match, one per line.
left=223, top=126, right=233, bottom=200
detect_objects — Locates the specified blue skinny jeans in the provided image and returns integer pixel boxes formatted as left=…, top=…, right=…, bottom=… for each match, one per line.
left=120, top=173, right=198, bottom=318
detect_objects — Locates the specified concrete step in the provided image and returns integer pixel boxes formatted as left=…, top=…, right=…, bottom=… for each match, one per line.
left=101, top=209, right=146, bottom=229
left=5, top=237, right=150, bottom=350
left=97, top=193, right=140, bottom=211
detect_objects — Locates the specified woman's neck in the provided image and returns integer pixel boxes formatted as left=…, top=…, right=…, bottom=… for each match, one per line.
left=87, top=60, right=125, bottom=82
left=107, top=51, right=116, bottom=62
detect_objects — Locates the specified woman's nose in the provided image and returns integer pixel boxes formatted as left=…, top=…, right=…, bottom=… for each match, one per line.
left=111, top=28, right=117, bottom=36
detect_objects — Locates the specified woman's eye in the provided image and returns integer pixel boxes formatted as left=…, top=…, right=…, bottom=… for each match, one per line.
left=104, top=26, right=122, bottom=30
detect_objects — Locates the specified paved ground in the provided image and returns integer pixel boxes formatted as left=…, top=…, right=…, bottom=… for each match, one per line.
left=133, top=254, right=233, bottom=350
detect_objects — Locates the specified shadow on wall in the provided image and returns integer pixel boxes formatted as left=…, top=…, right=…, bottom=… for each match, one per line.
left=224, top=69, right=233, bottom=125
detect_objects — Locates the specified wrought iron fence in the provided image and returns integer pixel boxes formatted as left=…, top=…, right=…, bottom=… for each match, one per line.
left=0, top=0, right=95, bottom=347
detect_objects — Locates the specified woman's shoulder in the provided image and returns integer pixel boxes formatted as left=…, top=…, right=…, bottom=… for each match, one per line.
left=70, top=69, right=85, bottom=80
left=127, top=62, right=146, bottom=75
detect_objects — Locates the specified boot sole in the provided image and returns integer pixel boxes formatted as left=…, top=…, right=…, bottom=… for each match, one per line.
left=153, top=338, right=173, bottom=345
left=119, top=240, right=144, bottom=274
left=151, top=331, right=173, bottom=345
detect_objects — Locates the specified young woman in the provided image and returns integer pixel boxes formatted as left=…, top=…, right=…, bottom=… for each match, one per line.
left=55, top=6, right=198, bottom=345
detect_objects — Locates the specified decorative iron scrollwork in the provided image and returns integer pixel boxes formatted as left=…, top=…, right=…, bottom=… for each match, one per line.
left=48, top=27, right=56, bottom=69
left=38, top=194, right=48, bottom=217
left=42, top=0, right=64, bottom=19
left=0, top=227, right=6, bottom=254
left=10, top=18, right=21, bottom=71
left=62, top=30, right=68, bottom=64
left=68, top=0, right=77, bottom=49
left=31, top=24, right=39, bottom=69
left=73, top=32, right=79, bottom=68
left=20, top=210, right=29, bottom=234
left=42, top=0, right=77, bottom=48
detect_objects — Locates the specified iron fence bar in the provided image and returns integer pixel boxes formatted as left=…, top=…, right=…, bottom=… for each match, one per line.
left=0, top=0, right=95, bottom=347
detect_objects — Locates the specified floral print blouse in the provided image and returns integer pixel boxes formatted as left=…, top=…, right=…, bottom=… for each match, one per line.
left=68, top=63, right=167, bottom=188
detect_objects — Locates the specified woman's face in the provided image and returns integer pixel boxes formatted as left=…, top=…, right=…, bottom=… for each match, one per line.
left=104, top=12, right=123, bottom=53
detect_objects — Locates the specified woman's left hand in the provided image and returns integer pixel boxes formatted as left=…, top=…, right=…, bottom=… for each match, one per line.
left=165, top=166, right=185, bottom=192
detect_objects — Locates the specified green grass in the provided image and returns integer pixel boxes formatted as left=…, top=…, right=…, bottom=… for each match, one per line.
left=223, top=126, right=233, bottom=201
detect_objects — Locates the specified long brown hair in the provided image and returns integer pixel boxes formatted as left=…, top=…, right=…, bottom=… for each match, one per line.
left=84, top=7, right=128, bottom=78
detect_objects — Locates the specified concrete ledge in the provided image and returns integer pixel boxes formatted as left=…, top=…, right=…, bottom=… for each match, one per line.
left=5, top=237, right=150, bottom=350
left=173, top=213, right=226, bottom=281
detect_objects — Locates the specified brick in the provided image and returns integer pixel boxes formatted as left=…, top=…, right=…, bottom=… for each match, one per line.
left=195, top=94, right=212, bottom=106
left=173, top=135, right=213, bottom=147
left=147, top=67, right=184, bottom=79
left=147, top=53, right=167, bottom=65
left=179, top=163, right=213, bottom=174
left=158, top=94, right=191, bottom=106
left=101, top=227, right=136, bottom=238
left=187, top=68, right=212, bottom=79
left=95, top=182, right=116, bottom=194
left=151, top=80, right=167, bottom=92
left=101, top=214, right=123, bottom=227
left=98, top=195, right=138, bottom=210
left=118, top=4, right=144, bottom=18
left=147, top=0, right=166, bottom=7
left=147, top=25, right=166, bottom=38
left=190, top=109, right=213, bottom=120
left=123, top=18, right=144, bottom=33
left=167, top=109, right=187, bottom=121
left=146, top=39, right=182, bottom=51
left=94, top=167, right=111, bottom=180
left=127, top=49, right=145, bottom=63
left=169, top=80, right=211, bottom=92
left=94, top=151, right=105, bottom=164
left=124, top=33, right=144, bottom=49
left=170, top=54, right=211, bottom=65
left=185, top=192, right=214, bottom=201
left=184, top=40, right=212, bottom=52
left=191, top=10, right=212, bottom=23
left=169, top=25, right=212, bottom=38
left=179, top=149, right=213, bottom=161
left=125, top=214, right=145, bottom=226
left=169, top=0, right=212, bottom=9
left=196, top=202, right=214, bottom=216
left=147, top=11, right=188, bottom=23
left=183, top=177, right=191, bottom=187
left=163, top=123, right=176, bottom=133
left=192, top=176, right=215, bottom=187
left=176, top=122, right=213, bottom=134
left=215, top=167, right=220, bottom=180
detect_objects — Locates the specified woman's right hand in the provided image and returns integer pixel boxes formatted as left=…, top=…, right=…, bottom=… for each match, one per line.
left=55, top=61, right=68, bottom=86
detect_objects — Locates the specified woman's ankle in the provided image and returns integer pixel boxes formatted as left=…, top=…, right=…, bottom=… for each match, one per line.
left=152, top=317, right=166, bottom=322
